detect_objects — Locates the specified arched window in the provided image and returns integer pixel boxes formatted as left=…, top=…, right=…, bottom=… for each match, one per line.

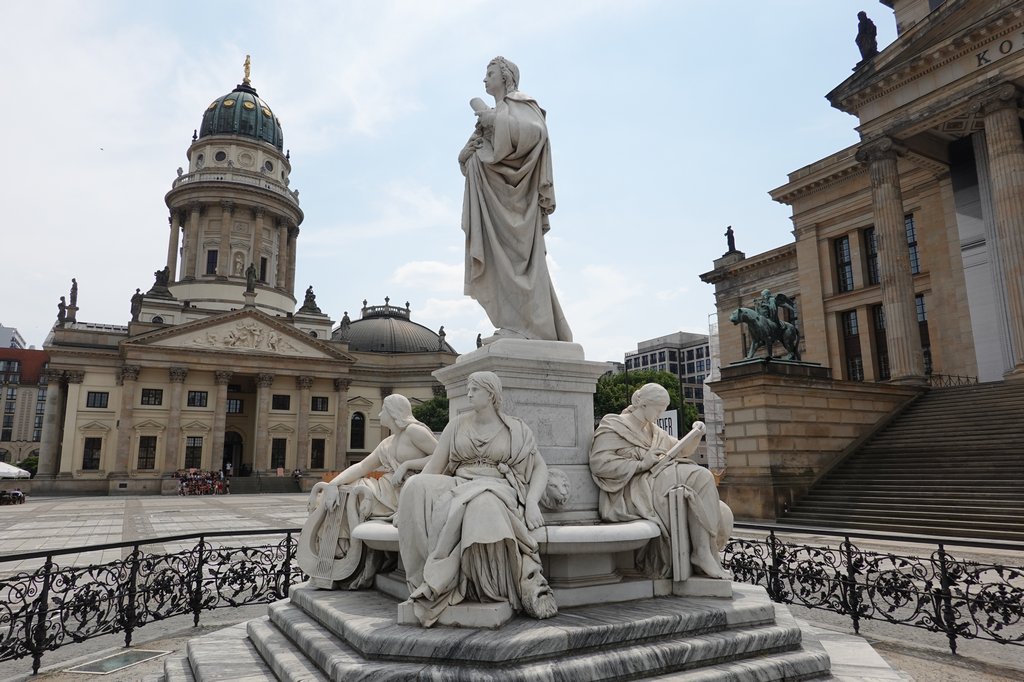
left=350, top=412, right=365, bottom=450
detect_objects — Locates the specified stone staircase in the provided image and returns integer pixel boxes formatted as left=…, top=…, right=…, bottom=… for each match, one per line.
left=162, top=583, right=839, bottom=681
left=783, top=381, right=1024, bottom=542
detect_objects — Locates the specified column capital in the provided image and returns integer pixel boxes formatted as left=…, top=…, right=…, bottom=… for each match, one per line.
left=969, top=82, right=1022, bottom=116
left=189, top=200, right=203, bottom=215
left=214, top=370, right=234, bottom=385
left=65, top=370, right=85, bottom=384
left=44, top=368, right=65, bottom=384
left=288, top=225, right=300, bottom=239
left=253, top=207, right=266, bottom=219
left=119, top=365, right=142, bottom=383
left=296, top=375, right=315, bottom=390
left=333, top=378, right=352, bottom=392
left=169, top=366, right=189, bottom=383
left=380, top=386, right=393, bottom=399
left=256, top=372, right=275, bottom=388
left=220, top=200, right=235, bottom=214
left=855, top=136, right=907, bottom=164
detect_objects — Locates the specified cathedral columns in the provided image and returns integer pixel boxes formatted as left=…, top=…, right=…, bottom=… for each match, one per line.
left=251, top=208, right=265, bottom=279
left=856, top=137, right=925, bottom=384
left=184, top=202, right=201, bottom=279
left=973, top=84, right=1024, bottom=378
left=114, top=365, right=141, bottom=473
left=218, top=201, right=234, bottom=277
left=166, top=213, right=181, bottom=284
left=37, top=369, right=66, bottom=478
left=210, top=370, right=232, bottom=470
left=165, top=367, right=188, bottom=470
left=296, top=375, right=313, bottom=469
left=333, top=378, right=351, bottom=471
left=58, top=372, right=84, bottom=475
left=276, top=220, right=288, bottom=290
left=254, top=373, right=274, bottom=472
left=286, top=225, right=299, bottom=295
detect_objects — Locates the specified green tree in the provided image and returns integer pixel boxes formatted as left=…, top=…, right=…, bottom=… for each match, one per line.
left=16, top=454, right=38, bottom=478
left=413, top=394, right=450, bottom=432
left=593, top=370, right=699, bottom=432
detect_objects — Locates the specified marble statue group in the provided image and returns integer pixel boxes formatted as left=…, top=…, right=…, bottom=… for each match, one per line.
left=296, top=57, right=733, bottom=630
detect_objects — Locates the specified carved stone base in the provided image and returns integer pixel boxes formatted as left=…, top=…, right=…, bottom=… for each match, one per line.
left=397, top=598, right=514, bottom=629
left=654, top=576, right=734, bottom=599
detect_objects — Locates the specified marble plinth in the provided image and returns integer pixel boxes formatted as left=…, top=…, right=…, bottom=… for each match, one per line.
left=165, top=583, right=852, bottom=681
left=397, top=598, right=514, bottom=628
left=434, top=339, right=608, bottom=525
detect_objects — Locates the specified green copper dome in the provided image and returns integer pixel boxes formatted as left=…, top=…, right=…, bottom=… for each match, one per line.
left=199, top=82, right=283, bottom=149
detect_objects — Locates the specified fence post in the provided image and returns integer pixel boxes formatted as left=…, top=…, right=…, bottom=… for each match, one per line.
left=283, top=531, right=294, bottom=598
left=841, top=536, right=861, bottom=634
left=191, top=536, right=206, bottom=627
left=29, top=553, right=55, bottom=675
left=935, top=542, right=959, bottom=655
left=767, top=530, right=782, bottom=601
left=124, top=543, right=141, bottom=648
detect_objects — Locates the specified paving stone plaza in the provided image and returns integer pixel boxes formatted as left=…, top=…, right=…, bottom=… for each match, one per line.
left=1, top=494, right=1021, bottom=681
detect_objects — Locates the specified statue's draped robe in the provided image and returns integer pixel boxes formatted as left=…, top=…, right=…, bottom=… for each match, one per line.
left=461, top=91, right=572, bottom=342
left=398, top=414, right=542, bottom=627
left=298, top=436, right=404, bottom=589
left=589, top=413, right=720, bottom=578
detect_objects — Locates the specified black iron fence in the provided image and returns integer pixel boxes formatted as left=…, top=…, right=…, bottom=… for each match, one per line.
left=928, top=373, right=979, bottom=388
left=0, top=529, right=302, bottom=674
left=1, top=524, right=1021, bottom=675
left=723, top=524, right=1024, bottom=655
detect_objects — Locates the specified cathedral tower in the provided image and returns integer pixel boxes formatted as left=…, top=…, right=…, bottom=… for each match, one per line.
left=156, top=58, right=302, bottom=320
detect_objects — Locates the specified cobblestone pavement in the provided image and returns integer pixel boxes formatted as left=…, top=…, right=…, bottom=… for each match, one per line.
left=1, top=495, right=1021, bottom=681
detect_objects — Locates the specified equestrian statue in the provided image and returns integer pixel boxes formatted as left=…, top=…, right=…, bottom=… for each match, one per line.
left=729, top=289, right=801, bottom=361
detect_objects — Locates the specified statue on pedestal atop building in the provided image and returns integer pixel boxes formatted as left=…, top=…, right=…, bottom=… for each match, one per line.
left=70, top=278, right=78, bottom=307
left=56, top=297, right=67, bottom=327
left=245, top=262, right=258, bottom=293
left=130, top=289, right=144, bottom=322
left=729, top=289, right=801, bottom=361
left=856, top=11, right=879, bottom=62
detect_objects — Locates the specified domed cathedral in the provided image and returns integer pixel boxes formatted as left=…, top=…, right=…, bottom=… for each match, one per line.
left=149, top=58, right=300, bottom=322
left=36, top=60, right=457, bottom=496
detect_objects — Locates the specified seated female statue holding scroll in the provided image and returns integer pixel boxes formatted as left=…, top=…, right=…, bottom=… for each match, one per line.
left=297, top=394, right=436, bottom=589
left=590, top=383, right=728, bottom=580
left=398, top=371, right=557, bottom=627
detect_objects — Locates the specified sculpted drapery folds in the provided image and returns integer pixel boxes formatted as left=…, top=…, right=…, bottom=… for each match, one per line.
left=398, top=371, right=556, bottom=627
left=297, top=394, right=436, bottom=590
left=460, top=57, right=572, bottom=343
left=590, top=383, right=728, bottom=580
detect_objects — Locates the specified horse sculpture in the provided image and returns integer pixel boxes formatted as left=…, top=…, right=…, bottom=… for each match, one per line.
left=730, top=303, right=801, bottom=361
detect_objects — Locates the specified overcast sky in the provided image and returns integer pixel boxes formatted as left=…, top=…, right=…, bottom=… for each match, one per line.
left=1, top=1, right=896, bottom=360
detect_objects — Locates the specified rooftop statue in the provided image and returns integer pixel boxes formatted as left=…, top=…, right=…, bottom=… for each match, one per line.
left=398, top=371, right=556, bottom=626
left=459, top=57, right=572, bottom=344
left=590, top=383, right=731, bottom=581
left=69, top=278, right=78, bottom=307
left=856, top=11, right=879, bottom=61
left=56, top=296, right=67, bottom=327
left=245, top=262, right=257, bottom=293
left=725, top=225, right=736, bottom=253
left=297, top=394, right=436, bottom=589
left=730, top=289, right=801, bottom=361
left=299, top=285, right=321, bottom=314
left=130, top=289, right=144, bottom=322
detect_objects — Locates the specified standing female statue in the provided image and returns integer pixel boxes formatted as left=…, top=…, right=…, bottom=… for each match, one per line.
left=398, top=371, right=557, bottom=626
left=590, top=383, right=728, bottom=580
left=297, top=394, right=436, bottom=589
left=459, top=57, right=572, bottom=343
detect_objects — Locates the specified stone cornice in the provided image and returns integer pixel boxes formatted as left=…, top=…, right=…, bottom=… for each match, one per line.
left=829, top=4, right=1024, bottom=115
left=700, top=243, right=797, bottom=285
left=770, top=148, right=866, bottom=205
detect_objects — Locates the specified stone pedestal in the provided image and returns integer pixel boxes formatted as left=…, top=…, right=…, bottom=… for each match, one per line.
left=709, top=360, right=921, bottom=519
left=434, top=339, right=608, bottom=524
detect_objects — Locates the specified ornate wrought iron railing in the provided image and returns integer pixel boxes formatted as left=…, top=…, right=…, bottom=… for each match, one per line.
left=1, top=524, right=1020, bottom=675
left=724, top=524, right=1023, bottom=655
left=0, top=529, right=302, bottom=675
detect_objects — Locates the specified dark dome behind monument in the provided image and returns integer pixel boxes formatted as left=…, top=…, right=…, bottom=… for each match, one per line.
left=199, top=82, right=284, bottom=150
left=334, top=299, right=455, bottom=353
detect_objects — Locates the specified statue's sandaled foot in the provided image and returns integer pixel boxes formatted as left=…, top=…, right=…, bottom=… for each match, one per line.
left=691, top=549, right=729, bottom=580
left=481, top=328, right=529, bottom=345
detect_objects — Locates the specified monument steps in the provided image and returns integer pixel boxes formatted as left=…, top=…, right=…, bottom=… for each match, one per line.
left=165, top=584, right=835, bottom=681
left=784, top=382, right=1024, bottom=542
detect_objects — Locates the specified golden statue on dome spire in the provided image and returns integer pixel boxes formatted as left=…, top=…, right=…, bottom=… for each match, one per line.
left=243, top=55, right=251, bottom=86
